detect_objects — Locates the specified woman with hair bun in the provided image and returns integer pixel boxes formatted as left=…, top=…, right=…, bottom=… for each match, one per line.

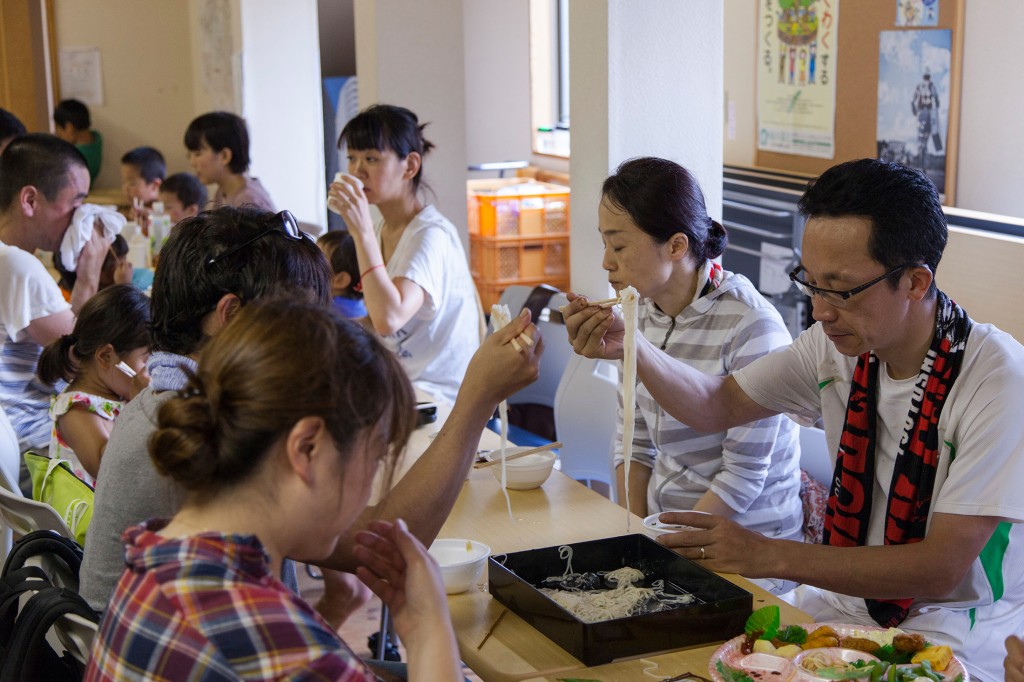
left=594, top=158, right=803, bottom=580
left=327, top=104, right=480, bottom=403
left=86, top=298, right=463, bottom=681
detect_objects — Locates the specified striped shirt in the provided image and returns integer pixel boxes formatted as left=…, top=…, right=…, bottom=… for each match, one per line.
left=615, top=267, right=803, bottom=540
left=86, top=521, right=374, bottom=682
left=0, top=242, right=68, bottom=451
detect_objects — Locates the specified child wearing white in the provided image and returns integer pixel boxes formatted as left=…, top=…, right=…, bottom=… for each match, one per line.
left=37, top=285, right=151, bottom=485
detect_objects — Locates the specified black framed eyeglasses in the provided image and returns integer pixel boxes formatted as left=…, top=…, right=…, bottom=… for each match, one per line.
left=205, top=210, right=309, bottom=268
left=789, top=263, right=920, bottom=308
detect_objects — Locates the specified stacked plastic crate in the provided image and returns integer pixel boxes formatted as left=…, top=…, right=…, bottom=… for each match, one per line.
left=467, top=178, right=570, bottom=309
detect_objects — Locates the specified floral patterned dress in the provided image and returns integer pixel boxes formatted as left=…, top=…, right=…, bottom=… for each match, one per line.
left=49, top=391, right=123, bottom=487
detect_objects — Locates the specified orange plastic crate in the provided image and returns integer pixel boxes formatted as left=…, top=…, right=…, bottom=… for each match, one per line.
left=467, top=179, right=570, bottom=237
left=470, top=234, right=570, bottom=283
left=474, top=277, right=571, bottom=311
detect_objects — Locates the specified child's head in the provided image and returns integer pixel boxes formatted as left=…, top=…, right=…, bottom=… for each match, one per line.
left=159, top=172, right=208, bottom=224
left=37, top=284, right=151, bottom=400
left=339, top=104, right=434, bottom=198
left=53, top=234, right=130, bottom=293
left=53, top=99, right=91, bottom=141
left=317, top=230, right=363, bottom=300
left=184, top=112, right=251, bottom=184
left=0, top=108, right=26, bottom=153
left=121, top=147, right=166, bottom=204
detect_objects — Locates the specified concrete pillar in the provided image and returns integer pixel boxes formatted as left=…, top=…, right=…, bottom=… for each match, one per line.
left=237, top=0, right=326, bottom=228
left=569, top=0, right=724, bottom=297
left=353, top=0, right=470, bottom=239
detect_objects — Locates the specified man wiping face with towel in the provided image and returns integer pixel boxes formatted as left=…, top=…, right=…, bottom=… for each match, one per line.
left=0, top=134, right=109, bottom=461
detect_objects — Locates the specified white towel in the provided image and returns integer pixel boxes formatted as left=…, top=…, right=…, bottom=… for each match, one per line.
left=60, top=204, right=126, bottom=272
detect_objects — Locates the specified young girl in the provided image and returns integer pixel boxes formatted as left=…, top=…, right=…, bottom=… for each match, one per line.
left=328, top=104, right=481, bottom=403
left=86, top=298, right=462, bottom=681
left=37, top=284, right=151, bottom=485
left=318, top=229, right=368, bottom=319
left=184, top=111, right=275, bottom=211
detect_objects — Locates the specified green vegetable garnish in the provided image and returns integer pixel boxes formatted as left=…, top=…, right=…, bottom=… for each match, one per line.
left=716, top=660, right=756, bottom=682
left=775, top=624, right=808, bottom=644
left=744, top=605, right=780, bottom=640
left=874, top=644, right=914, bottom=665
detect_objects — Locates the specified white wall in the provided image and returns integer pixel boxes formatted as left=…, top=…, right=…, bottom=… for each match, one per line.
left=53, top=0, right=201, bottom=190
left=353, top=0, right=469, bottom=237
left=463, top=0, right=533, bottom=169
left=238, top=0, right=326, bottom=227
left=956, top=1, right=1024, bottom=218
left=570, top=0, right=723, bottom=297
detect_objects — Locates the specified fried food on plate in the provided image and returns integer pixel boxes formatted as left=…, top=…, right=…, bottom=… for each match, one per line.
left=840, top=636, right=881, bottom=654
left=893, top=632, right=927, bottom=653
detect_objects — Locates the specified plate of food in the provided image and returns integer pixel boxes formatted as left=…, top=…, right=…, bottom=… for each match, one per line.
left=708, top=606, right=969, bottom=682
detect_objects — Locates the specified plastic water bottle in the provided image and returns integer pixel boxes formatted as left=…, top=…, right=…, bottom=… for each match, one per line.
left=149, top=201, right=172, bottom=258
left=126, top=222, right=150, bottom=269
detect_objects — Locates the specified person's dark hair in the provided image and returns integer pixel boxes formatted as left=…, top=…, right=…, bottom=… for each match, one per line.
left=339, top=104, right=434, bottom=192
left=150, top=298, right=416, bottom=500
left=798, top=158, right=946, bottom=291
left=161, top=172, right=209, bottom=210
left=37, top=284, right=150, bottom=386
left=318, top=230, right=362, bottom=300
left=54, top=234, right=129, bottom=291
left=602, top=157, right=727, bottom=262
left=0, top=134, right=88, bottom=210
left=184, top=112, right=251, bottom=174
left=0, top=108, right=26, bottom=143
left=121, top=146, right=166, bottom=183
left=54, top=99, right=91, bottom=131
left=150, top=206, right=331, bottom=356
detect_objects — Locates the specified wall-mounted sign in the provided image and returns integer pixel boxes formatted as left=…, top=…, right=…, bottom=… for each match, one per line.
left=756, top=0, right=840, bottom=159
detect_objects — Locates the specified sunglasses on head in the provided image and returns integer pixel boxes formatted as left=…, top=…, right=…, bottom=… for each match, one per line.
left=205, top=210, right=311, bottom=268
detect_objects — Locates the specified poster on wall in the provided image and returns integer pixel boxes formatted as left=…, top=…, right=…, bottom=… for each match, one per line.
left=896, top=0, right=939, bottom=27
left=756, top=0, right=839, bottom=159
left=58, top=47, right=104, bottom=106
left=876, top=29, right=951, bottom=192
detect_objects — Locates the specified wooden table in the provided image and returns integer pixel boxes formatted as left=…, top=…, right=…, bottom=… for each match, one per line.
left=440, top=469, right=811, bottom=681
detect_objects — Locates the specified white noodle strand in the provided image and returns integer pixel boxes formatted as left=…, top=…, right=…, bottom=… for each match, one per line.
left=619, top=286, right=640, bottom=532
left=490, top=304, right=515, bottom=521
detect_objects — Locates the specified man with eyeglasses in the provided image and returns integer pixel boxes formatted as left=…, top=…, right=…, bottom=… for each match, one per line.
left=563, top=158, right=1024, bottom=681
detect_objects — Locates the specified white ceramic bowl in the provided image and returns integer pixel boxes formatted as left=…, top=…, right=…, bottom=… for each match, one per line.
left=642, top=510, right=710, bottom=535
left=487, top=447, right=557, bottom=490
left=428, top=538, right=491, bottom=594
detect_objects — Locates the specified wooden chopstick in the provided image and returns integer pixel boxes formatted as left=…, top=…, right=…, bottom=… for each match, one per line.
left=473, top=441, right=563, bottom=469
left=476, top=608, right=508, bottom=650
left=587, top=296, right=620, bottom=307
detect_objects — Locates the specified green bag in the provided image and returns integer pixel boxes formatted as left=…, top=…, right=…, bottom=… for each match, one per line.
left=22, top=451, right=94, bottom=546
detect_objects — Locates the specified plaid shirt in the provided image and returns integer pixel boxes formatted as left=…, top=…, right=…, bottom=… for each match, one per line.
left=85, top=521, right=374, bottom=681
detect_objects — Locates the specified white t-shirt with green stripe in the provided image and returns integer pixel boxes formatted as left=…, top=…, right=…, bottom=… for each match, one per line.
left=735, top=320, right=1024, bottom=681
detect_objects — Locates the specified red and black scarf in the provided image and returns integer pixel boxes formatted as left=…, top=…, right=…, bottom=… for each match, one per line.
left=822, top=291, right=971, bottom=627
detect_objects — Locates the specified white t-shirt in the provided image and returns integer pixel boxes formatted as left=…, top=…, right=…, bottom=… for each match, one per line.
left=379, top=205, right=480, bottom=402
left=0, top=241, right=70, bottom=451
left=735, top=321, right=1024, bottom=681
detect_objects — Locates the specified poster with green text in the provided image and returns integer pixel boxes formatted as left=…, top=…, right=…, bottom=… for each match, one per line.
left=757, top=0, right=839, bottom=159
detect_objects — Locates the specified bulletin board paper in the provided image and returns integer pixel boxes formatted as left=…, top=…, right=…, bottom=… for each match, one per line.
left=756, top=0, right=839, bottom=159
left=58, top=47, right=104, bottom=106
